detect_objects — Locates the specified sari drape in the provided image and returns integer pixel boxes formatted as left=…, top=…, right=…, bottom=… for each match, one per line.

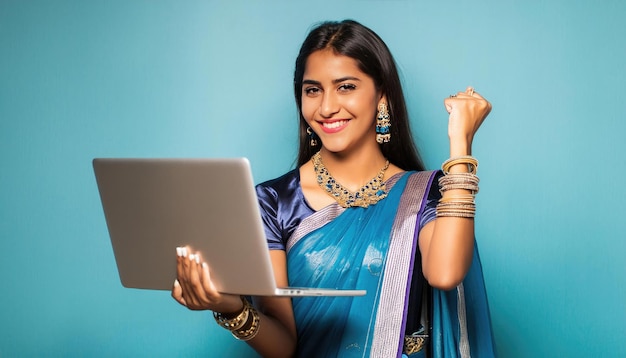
left=274, top=171, right=495, bottom=357
left=430, top=244, right=496, bottom=357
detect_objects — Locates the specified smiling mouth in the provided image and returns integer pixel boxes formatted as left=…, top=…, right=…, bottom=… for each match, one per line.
left=321, top=120, right=349, bottom=129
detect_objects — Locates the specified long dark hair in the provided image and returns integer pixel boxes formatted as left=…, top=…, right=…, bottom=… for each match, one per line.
left=294, top=19, right=425, bottom=171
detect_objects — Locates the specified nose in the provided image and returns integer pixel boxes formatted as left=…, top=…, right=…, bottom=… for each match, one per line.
left=319, top=92, right=340, bottom=118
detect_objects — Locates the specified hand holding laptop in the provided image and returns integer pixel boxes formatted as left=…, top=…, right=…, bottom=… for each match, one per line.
left=172, top=246, right=244, bottom=313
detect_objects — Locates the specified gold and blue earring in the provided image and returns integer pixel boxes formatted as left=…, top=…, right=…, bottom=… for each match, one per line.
left=376, top=103, right=391, bottom=144
left=306, top=127, right=319, bottom=146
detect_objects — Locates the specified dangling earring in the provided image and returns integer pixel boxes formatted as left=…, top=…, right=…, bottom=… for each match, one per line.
left=376, top=102, right=391, bottom=144
left=306, top=127, right=319, bottom=147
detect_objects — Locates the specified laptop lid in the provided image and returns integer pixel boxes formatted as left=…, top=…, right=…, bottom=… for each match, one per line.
left=93, top=158, right=365, bottom=297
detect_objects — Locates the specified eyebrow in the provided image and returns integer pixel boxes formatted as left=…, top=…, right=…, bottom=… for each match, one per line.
left=302, top=76, right=362, bottom=86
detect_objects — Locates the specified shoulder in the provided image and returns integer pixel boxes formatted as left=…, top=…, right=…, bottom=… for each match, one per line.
left=256, top=169, right=306, bottom=214
left=256, top=169, right=300, bottom=196
left=256, top=168, right=313, bottom=249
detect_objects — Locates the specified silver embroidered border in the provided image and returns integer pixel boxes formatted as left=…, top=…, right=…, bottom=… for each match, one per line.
left=370, top=171, right=433, bottom=357
left=286, top=203, right=345, bottom=253
left=457, top=283, right=471, bottom=358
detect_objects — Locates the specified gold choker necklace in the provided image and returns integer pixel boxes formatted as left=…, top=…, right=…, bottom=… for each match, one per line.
left=312, top=151, right=390, bottom=208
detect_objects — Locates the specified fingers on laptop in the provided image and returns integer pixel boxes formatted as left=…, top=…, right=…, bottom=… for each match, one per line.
left=174, top=246, right=216, bottom=309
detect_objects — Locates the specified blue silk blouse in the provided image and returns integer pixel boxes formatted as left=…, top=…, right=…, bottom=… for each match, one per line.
left=255, top=169, right=439, bottom=251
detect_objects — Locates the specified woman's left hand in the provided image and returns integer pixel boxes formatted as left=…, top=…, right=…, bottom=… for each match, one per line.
left=443, top=86, right=492, bottom=155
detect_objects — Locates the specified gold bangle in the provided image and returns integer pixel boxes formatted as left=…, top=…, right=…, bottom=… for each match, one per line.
left=439, top=194, right=475, bottom=204
left=232, top=304, right=260, bottom=341
left=436, top=211, right=476, bottom=218
left=436, top=201, right=476, bottom=218
left=213, top=297, right=250, bottom=331
left=438, top=173, right=480, bottom=194
left=439, top=182, right=480, bottom=193
left=442, top=156, right=478, bottom=175
left=438, top=172, right=480, bottom=184
left=437, top=203, right=476, bottom=210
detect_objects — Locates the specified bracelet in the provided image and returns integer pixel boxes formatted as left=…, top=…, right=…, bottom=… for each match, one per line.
left=436, top=210, right=476, bottom=218
left=213, top=297, right=261, bottom=342
left=213, top=297, right=250, bottom=331
left=437, top=156, right=480, bottom=218
left=439, top=173, right=480, bottom=194
left=442, top=156, right=478, bottom=175
left=231, top=305, right=261, bottom=341
left=438, top=172, right=480, bottom=185
left=439, top=182, right=480, bottom=193
left=438, top=194, right=475, bottom=204
left=436, top=202, right=476, bottom=218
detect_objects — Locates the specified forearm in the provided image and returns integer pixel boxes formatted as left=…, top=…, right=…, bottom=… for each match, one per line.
left=222, top=250, right=297, bottom=357
left=212, top=296, right=296, bottom=358
left=421, top=138, right=477, bottom=290
left=245, top=298, right=297, bottom=358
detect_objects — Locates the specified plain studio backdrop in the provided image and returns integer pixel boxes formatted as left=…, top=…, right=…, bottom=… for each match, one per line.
left=1, top=1, right=624, bottom=357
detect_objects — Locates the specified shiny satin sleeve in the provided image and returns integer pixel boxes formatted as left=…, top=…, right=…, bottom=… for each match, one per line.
left=255, top=169, right=315, bottom=251
left=418, top=170, right=443, bottom=230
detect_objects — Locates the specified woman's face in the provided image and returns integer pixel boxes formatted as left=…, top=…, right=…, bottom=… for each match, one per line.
left=301, top=49, right=384, bottom=155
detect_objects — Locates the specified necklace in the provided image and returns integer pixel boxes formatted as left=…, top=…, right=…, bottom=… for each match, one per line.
left=312, top=151, right=390, bottom=208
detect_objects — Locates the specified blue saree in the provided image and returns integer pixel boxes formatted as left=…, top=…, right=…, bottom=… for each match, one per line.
left=256, top=170, right=496, bottom=357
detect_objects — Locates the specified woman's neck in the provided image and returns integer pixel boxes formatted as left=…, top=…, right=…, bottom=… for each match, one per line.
left=318, top=147, right=388, bottom=192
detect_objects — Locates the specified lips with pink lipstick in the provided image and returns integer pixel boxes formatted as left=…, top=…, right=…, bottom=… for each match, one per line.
left=318, top=119, right=350, bottom=134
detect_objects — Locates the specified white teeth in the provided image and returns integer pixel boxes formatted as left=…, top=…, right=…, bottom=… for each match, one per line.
left=322, top=120, right=348, bottom=129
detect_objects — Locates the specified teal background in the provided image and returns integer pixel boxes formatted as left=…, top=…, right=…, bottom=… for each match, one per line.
left=1, top=0, right=625, bottom=357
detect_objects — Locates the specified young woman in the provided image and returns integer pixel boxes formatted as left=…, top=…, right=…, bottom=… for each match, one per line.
left=172, top=20, right=495, bottom=357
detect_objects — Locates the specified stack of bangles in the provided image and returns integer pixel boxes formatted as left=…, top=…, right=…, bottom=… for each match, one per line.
left=213, top=297, right=260, bottom=341
left=437, top=156, right=480, bottom=218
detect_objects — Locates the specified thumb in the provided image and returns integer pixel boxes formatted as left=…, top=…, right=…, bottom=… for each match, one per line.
left=172, top=279, right=187, bottom=306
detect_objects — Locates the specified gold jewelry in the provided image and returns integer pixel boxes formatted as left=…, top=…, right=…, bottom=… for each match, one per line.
left=312, top=151, right=389, bottom=208
left=436, top=157, right=480, bottom=218
left=404, top=332, right=428, bottom=354
left=213, top=297, right=250, bottom=331
left=375, top=102, right=391, bottom=144
left=436, top=206, right=476, bottom=218
left=438, top=173, right=480, bottom=194
left=306, top=127, right=318, bottom=147
left=232, top=305, right=261, bottom=341
left=469, top=87, right=475, bottom=96
left=213, top=297, right=261, bottom=341
left=438, top=194, right=475, bottom=204
left=442, top=156, right=478, bottom=175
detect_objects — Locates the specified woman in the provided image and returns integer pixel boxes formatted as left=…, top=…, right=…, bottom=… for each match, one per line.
left=172, top=20, right=495, bottom=357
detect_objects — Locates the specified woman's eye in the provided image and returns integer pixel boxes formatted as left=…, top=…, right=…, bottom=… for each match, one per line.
left=304, top=87, right=321, bottom=96
left=338, top=84, right=356, bottom=92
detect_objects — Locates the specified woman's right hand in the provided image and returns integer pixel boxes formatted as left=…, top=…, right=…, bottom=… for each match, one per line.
left=171, top=246, right=243, bottom=314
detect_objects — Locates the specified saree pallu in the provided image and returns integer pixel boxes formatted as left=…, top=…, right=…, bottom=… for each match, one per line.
left=429, top=244, right=496, bottom=358
left=285, top=171, right=496, bottom=357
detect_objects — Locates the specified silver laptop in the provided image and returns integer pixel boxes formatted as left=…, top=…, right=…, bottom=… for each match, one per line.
left=93, top=158, right=365, bottom=297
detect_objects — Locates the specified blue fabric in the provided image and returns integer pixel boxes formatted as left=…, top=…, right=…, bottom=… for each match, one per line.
left=256, top=169, right=314, bottom=250
left=287, top=173, right=410, bottom=357
left=431, top=244, right=497, bottom=357
left=255, top=169, right=496, bottom=357
left=255, top=169, right=440, bottom=251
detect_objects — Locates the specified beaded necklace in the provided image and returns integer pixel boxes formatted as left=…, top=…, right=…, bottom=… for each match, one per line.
left=312, top=151, right=390, bottom=208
